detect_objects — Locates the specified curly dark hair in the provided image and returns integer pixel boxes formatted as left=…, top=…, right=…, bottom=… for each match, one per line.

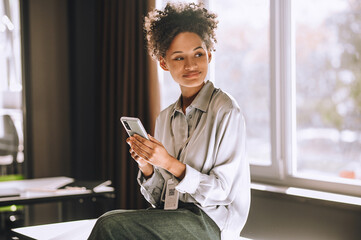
left=144, top=2, right=218, bottom=60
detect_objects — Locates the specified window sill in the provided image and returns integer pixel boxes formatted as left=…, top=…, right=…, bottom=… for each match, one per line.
left=251, top=182, right=361, bottom=211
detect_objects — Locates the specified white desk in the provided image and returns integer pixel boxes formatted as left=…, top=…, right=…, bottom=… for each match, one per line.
left=0, top=175, right=114, bottom=237
left=12, top=219, right=97, bottom=240
left=0, top=176, right=114, bottom=207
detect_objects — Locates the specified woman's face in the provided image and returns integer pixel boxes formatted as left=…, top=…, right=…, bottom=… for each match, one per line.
left=160, top=32, right=212, bottom=90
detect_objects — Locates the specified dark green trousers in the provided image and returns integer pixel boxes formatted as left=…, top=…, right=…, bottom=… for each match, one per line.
left=88, top=203, right=220, bottom=240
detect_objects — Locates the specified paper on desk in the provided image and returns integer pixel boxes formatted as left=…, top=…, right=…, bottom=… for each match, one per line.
left=25, top=178, right=113, bottom=195
left=0, top=188, right=21, bottom=198
left=25, top=177, right=91, bottom=196
left=58, top=180, right=112, bottom=191
left=0, top=176, right=74, bottom=195
left=24, top=177, right=74, bottom=191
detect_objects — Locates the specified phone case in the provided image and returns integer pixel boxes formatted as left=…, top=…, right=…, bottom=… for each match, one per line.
left=120, top=117, right=149, bottom=140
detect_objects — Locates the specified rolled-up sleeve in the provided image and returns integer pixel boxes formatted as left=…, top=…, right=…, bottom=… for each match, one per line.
left=176, top=164, right=201, bottom=194
left=137, top=168, right=165, bottom=207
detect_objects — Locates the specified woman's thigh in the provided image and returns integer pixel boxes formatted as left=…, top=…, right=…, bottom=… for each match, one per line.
left=88, top=205, right=220, bottom=240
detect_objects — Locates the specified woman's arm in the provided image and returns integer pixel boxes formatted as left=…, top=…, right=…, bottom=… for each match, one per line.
left=128, top=134, right=186, bottom=180
left=136, top=167, right=165, bottom=207
left=176, top=108, right=249, bottom=207
left=127, top=127, right=167, bottom=206
left=127, top=139, right=154, bottom=178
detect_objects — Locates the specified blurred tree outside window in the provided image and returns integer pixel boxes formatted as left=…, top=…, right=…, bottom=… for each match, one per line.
left=294, top=0, right=361, bottom=183
left=210, top=0, right=271, bottom=166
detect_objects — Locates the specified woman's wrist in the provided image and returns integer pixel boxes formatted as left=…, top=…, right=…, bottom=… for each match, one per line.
left=140, top=164, right=154, bottom=179
left=166, top=156, right=186, bottom=180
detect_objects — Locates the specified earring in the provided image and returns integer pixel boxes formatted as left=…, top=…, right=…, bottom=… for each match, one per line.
left=160, top=61, right=168, bottom=71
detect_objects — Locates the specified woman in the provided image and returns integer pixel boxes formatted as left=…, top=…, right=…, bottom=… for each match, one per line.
left=89, top=3, right=250, bottom=239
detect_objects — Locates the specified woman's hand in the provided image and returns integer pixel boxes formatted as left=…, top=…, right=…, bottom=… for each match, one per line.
left=127, top=140, right=154, bottom=178
left=127, top=134, right=186, bottom=179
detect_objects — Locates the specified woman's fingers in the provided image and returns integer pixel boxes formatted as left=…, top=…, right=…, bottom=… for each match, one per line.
left=130, top=139, right=151, bottom=161
left=130, top=148, right=153, bottom=175
left=133, top=134, right=155, bottom=149
left=129, top=134, right=163, bottom=152
left=148, top=134, right=163, bottom=145
left=129, top=149, right=139, bottom=161
left=128, top=138, right=151, bottom=164
left=128, top=135, right=168, bottom=168
left=129, top=135, right=156, bottom=160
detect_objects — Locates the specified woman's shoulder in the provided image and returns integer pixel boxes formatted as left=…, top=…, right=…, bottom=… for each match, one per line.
left=157, top=102, right=176, bottom=120
left=209, top=87, right=241, bottom=113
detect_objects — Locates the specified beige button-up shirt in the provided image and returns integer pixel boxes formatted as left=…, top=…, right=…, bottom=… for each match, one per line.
left=138, top=81, right=250, bottom=239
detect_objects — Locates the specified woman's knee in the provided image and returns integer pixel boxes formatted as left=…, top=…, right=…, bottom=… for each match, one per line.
left=88, top=210, right=131, bottom=239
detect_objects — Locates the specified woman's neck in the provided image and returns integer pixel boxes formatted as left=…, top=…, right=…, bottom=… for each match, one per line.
left=180, top=82, right=205, bottom=113
left=181, top=95, right=196, bottom=113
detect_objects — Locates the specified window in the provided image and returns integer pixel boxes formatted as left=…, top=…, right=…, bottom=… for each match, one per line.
left=0, top=0, right=22, bottom=91
left=157, top=0, right=361, bottom=197
left=210, top=0, right=271, bottom=166
left=0, top=0, right=24, bottom=172
left=293, top=0, right=361, bottom=184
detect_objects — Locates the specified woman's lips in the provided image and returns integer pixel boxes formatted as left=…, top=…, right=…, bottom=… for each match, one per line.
left=183, top=71, right=201, bottom=78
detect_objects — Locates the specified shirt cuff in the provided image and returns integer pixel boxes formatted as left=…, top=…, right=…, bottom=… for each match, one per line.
left=176, top=164, right=200, bottom=194
left=137, top=168, right=161, bottom=189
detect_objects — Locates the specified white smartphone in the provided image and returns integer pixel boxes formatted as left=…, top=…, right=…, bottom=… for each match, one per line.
left=120, top=117, right=149, bottom=140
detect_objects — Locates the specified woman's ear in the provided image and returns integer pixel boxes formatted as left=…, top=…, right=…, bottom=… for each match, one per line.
left=159, top=57, right=169, bottom=71
left=208, top=52, right=212, bottom=63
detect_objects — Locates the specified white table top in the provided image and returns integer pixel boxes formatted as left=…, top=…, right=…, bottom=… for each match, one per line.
left=0, top=176, right=114, bottom=205
left=12, top=219, right=97, bottom=240
left=0, top=176, right=74, bottom=192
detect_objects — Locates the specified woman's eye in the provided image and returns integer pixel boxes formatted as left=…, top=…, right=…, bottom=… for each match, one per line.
left=174, top=57, right=183, bottom=61
left=195, top=53, right=203, bottom=58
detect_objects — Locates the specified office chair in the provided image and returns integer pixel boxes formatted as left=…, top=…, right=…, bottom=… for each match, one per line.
left=0, top=115, right=24, bottom=238
left=0, top=114, right=20, bottom=175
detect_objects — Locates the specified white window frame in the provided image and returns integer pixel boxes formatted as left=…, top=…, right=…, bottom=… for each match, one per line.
left=249, top=0, right=286, bottom=180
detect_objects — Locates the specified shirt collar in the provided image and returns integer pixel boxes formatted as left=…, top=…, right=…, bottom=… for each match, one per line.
left=171, top=80, right=215, bottom=116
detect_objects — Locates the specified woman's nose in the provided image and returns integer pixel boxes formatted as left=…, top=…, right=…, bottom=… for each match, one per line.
left=184, top=58, right=197, bottom=70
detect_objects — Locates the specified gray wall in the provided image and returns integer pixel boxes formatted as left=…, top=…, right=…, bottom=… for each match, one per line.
left=242, top=191, right=361, bottom=240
